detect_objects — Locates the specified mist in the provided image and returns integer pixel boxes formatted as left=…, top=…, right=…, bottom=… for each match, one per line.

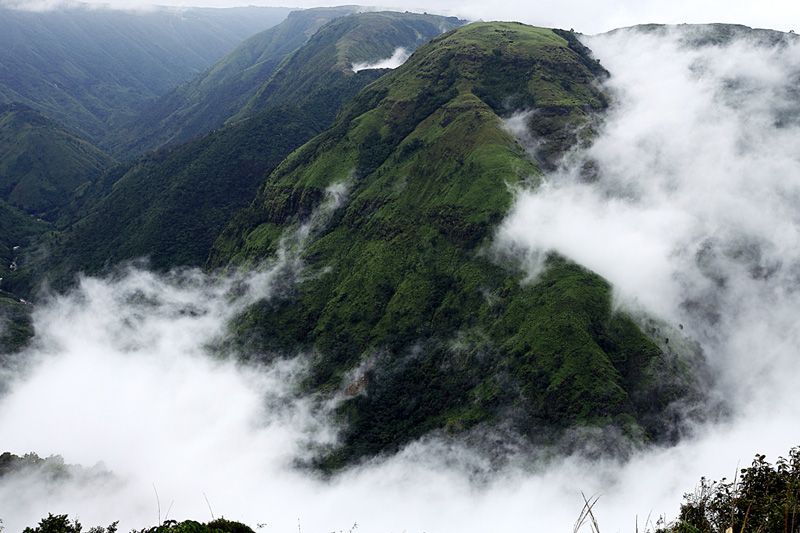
left=351, top=47, right=411, bottom=72
left=3, top=25, right=800, bottom=533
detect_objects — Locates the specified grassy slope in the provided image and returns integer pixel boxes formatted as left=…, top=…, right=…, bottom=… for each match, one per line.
left=0, top=103, right=116, bottom=217
left=0, top=5, right=291, bottom=145
left=210, top=22, right=698, bottom=468
left=110, top=6, right=360, bottom=159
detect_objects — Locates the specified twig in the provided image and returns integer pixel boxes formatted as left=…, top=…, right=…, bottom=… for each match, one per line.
left=153, top=484, right=161, bottom=525
left=204, top=493, right=215, bottom=520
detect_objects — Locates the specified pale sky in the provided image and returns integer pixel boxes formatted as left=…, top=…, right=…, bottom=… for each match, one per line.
left=4, top=0, right=799, bottom=34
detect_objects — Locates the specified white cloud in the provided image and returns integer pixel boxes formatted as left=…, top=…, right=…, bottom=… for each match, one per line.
left=351, top=47, right=411, bottom=72
left=496, top=25, right=800, bottom=520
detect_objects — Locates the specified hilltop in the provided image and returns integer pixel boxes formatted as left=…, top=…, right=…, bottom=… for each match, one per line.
left=209, top=21, right=700, bottom=468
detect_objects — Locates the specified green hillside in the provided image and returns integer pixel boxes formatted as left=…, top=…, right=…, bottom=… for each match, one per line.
left=0, top=292, right=33, bottom=354
left=0, top=103, right=116, bottom=218
left=49, top=105, right=320, bottom=277
left=113, top=9, right=463, bottom=159
left=232, top=11, right=466, bottom=124
left=110, top=6, right=360, bottom=158
left=209, top=22, right=700, bottom=468
left=0, top=5, right=291, bottom=145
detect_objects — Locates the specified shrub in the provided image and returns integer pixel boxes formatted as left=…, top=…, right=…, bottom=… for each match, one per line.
left=660, top=446, right=800, bottom=533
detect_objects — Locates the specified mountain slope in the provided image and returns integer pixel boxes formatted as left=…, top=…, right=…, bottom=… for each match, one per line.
left=209, top=22, right=700, bottom=468
left=25, top=11, right=464, bottom=286
left=113, top=9, right=464, bottom=159
left=110, top=6, right=360, bottom=158
left=232, top=11, right=466, bottom=123
left=0, top=103, right=115, bottom=218
left=0, top=5, right=291, bottom=145
left=52, top=105, right=320, bottom=276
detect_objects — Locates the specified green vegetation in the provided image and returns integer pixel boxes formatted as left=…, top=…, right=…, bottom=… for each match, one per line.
left=10, top=446, right=799, bottom=533
left=0, top=103, right=116, bottom=218
left=109, top=6, right=360, bottom=158
left=16, top=514, right=255, bottom=533
left=21, top=514, right=114, bottom=533
left=233, top=11, right=465, bottom=125
left=41, top=105, right=320, bottom=281
left=210, top=22, right=698, bottom=468
left=0, top=15, right=706, bottom=471
left=6, top=11, right=464, bottom=296
left=658, top=446, right=800, bottom=533
left=113, top=9, right=462, bottom=159
left=0, top=103, right=99, bottom=302
left=134, top=519, right=255, bottom=533
left=0, top=293, right=33, bottom=353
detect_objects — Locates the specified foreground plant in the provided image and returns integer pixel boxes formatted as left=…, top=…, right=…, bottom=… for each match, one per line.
left=659, top=446, right=800, bottom=533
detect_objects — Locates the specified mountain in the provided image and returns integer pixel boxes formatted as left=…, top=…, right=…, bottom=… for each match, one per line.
left=112, top=8, right=464, bottom=159
left=0, top=5, right=292, bottom=145
left=229, top=11, right=467, bottom=123
left=1, top=15, right=704, bottom=469
left=208, top=22, right=700, bottom=468
left=0, top=101, right=110, bottom=306
left=607, top=21, right=799, bottom=46
left=20, top=11, right=463, bottom=290
left=0, top=103, right=115, bottom=218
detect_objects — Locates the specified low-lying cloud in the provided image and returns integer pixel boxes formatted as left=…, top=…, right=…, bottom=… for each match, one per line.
left=498, top=19, right=800, bottom=517
left=351, top=47, right=411, bottom=72
left=3, top=25, right=800, bottom=533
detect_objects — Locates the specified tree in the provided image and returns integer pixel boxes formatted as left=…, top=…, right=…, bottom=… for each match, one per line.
left=660, top=446, right=800, bottom=533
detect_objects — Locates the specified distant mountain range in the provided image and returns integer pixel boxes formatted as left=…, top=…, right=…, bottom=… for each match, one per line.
left=0, top=5, right=291, bottom=144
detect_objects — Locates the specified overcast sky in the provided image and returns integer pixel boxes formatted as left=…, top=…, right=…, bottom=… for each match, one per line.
left=2, top=0, right=798, bottom=34
left=62, top=0, right=800, bottom=34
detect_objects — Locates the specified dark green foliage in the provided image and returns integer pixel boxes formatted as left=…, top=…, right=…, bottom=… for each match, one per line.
left=0, top=103, right=116, bottom=218
left=22, top=514, right=91, bottom=533
left=467, top=24, right=609, bottom=170
left=20, top=515, right=253, bottom=533
left=135, top=519, right=255, bottom=533
left=0, top=5, right=291, bottom=146
left=19, top=513, right=255, bottom=533
left=473, top=51, right=538, bottom=111
left=0, top=195, right=49, bottom=265
left=660, top=447, right=800, bottom=533
left=115, top=9, right=462, bottom=159
left=35, top=104, right=320, bottom=287
left=552, top=29, right=610, bottom=79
